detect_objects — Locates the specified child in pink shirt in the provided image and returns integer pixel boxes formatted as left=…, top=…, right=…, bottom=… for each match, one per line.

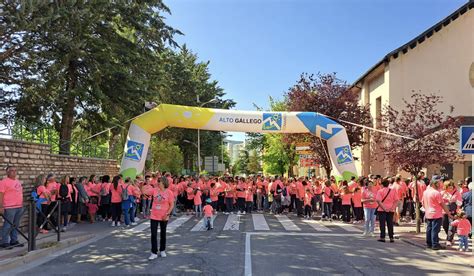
left=303, top=189, right=312, bottom=219
left=203, top=199, right=214, bottom=230
left=450, top=211, right=471, bottom=251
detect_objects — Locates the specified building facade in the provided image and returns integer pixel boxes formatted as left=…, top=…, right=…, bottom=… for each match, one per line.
left=351, top=2, right=474, bottom=180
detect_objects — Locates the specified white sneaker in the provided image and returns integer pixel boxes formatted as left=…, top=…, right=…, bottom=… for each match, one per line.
left=361, top=232, right=368, bottom=237
left=117, top=222, right=121, bottom=227
left=370, top=232, right=376, bottom=237
left=243, top=211, right=246, bottom=215
left=131, top=222, right=138, bottom=226
left=111, top=222, right=116, bottom=227
left=148, top=253, right=158, bottom=260
left=135, top=217, right=140, bottom=222
left=160, top=251, right=167, bottom=258
left=237, top=211, right=241, bottom=215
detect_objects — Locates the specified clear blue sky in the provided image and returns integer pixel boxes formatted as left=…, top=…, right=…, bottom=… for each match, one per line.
left=164, top=0, right=466, bottom=141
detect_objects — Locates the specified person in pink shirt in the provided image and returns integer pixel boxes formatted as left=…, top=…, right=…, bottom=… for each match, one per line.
left=322, top=180, right=333, bottom=221
left=45, top=174, right=60, bottom=228
left=352, top=187, right=363, bottom=223
left=224, top=180, right=235, bottom=214
left=110, top=175, right=123, bottom=227
left=146, top=176, right=174, bottom=260
left=194, top=188, right=202, bottom=217
left=341, top=186, right=352, bottom=223
left=99, top=175, right=112, bottom=221
left=245, top=181, right=254, bottom=214
left=376, top=178, right=399, bottom=242
left=296, top=179, right=306, bottom=217
left=450, top=211, right=471, bottom=251
left=236, top=178, right=247, bottom=214
left=303, top=188, right=313, bottom=219
left=441, top=180, right=462, bottom=246
left=362, top=179, right=378, bottom=236
left=390, top=177, right=405, bottom=226
left=203, top=198, right=215, bottom=230
left=422, top=176, right=453, bottom=250
left=0, top=166, right=24, bottom=248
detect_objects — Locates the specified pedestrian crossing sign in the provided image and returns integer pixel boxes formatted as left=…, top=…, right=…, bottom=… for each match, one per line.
left=460, top=126, right=474, bottom=154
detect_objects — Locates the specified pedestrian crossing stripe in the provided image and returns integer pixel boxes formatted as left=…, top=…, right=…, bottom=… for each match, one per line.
left=129, top=214, right=363, bottom=233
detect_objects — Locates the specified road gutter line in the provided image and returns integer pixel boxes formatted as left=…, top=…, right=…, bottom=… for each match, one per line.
left=245, top=233, right=252, bottom=276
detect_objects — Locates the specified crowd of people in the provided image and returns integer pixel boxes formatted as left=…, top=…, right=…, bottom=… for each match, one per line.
left=0, top=165, right=472, bottom=256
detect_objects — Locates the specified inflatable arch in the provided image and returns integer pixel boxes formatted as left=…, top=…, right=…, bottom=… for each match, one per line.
left=120, top=104, right=358, bottom=180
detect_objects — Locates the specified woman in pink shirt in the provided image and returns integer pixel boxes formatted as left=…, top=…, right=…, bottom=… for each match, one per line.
left=376, top=178, right=399, bottom=243
left=110, top=175, right=123, bottom=227
left=352, top=187, right=363, bottom=223
left=224, top=180, right=235, bottom=214
left=441, top=180, right=462, bottom=246
left=99, top=175, right=112, bottom=221
left=245, top=181, right=254, bottom=214
left=194, top=188, right=202, bottom=217
left=236, top=178, right=247, bottom=215
left=341, top=186, right=352, bottom=223
left=36, top=174, right=50, bottom=233
left=322, top=181, right=333, bottom=221
left=146, top=176, right=174, bottom=260
left=362, top=179, right=378, bottom=236
left=45, top=174, right=59, bottom=228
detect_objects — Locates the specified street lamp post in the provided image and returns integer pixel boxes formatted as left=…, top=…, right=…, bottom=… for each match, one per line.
left=195, top=96, right=218, bottom=175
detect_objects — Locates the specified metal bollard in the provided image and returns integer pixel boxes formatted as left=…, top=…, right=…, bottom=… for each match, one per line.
left=28, top=200, right=37, bottom=251
left=57, top=201, right=61, bottom=242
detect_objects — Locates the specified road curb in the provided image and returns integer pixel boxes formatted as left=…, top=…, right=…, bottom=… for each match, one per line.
left=0, top=234, right=94, bottom=273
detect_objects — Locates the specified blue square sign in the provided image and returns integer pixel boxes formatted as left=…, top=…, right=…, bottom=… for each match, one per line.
left=335, top=145, right=353, bottom=165
left=460, top=126, right=474, bottom=154
left=125, top=140, right=145, bottom=161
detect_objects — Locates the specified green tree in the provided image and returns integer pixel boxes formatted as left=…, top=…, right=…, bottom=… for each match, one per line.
left=235, top=149, right=250, bottom=175
left=247, top=150, right=262, bottom=174
left=150, top=138, right=184, bottom=175
left=1, top=1, right=180, bottom=154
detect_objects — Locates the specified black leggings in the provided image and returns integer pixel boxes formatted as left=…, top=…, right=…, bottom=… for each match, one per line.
left=111, top=203, right=122, bottom=223
left=379, top=212, right=394, bottom=239
left=304, top=205, right=312, bottom=217
left=237, top=198, right=245, bottom=212
left=151, top=219, right=168, bottom=254
left=342, top=205, right=351, bottom=222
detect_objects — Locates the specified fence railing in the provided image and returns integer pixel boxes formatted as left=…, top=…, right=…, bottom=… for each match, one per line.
left=0, top=122, right=121, bottom=160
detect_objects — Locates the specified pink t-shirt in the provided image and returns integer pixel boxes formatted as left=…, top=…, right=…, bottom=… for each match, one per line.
left=323, top=187, right=333, bottom=203
left=46, top=182, right=58, bottom=202
left=451, top=218, right=472, bottom=236
left=362, top=188, right=378, bottom=209
left=37, top=185, right=50, bottom=204
left=110, top=184, right=123, bottom=203
left=296, top=182, right=305, bottom=199
left=376, top=187, right=399, bottom=212
left=194, top=190, right=202, bottom=205
left=150, top=188, right=174, bottom=221
left=422, top=186, right=444, bottom=219
left=341, top=193, right=352, bottom=205
left=352, top=191, right=362, bottom=208
left=0, top=178, right=23, bottom=209
left=203, top=204, right=213, bottom=217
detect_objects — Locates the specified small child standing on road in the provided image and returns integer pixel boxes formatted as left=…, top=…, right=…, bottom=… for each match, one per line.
left=203, top=198, right=214, bottom=230
left=450, top=211, right=471, bottom=251
left=87, top=197, right=99, bottom=223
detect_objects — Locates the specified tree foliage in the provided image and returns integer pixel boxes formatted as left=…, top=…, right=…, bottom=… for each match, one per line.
left=375, top=93, right=462, bottom=176
left=150, top=138, right=184, bottom=175
left=285, top=73, right=371, bottom=176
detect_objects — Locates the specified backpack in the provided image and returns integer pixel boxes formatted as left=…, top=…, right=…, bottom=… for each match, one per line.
left=282, top=187, right=288, bottom=197
left=59, top=184, right=69, bottom=199
left=122, top=184, right=130, bottom=201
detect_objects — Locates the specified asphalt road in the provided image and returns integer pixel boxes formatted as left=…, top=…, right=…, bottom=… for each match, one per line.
left=3, top=213, right=471, bottom=276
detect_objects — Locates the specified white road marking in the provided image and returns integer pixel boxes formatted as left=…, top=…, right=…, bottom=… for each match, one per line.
left=252, top=214, right=270, bottom=231
left=275, top=214, right=301, bottom=231
left=127, top=221, right=150, bottom=233
left=330, top=222, right=361, bottom=232
left=303, top=220, right=331, bottom=232
left=191, top=216, right=216, bottom=231
left=223, top=214, right=240, bottom=231
left=244, top=232, right=363, bottom=276
left=168, top=215, right=192, bottom=232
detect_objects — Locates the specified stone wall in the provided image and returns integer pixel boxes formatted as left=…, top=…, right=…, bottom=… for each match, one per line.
left=0, top=138, right=119, bottom=229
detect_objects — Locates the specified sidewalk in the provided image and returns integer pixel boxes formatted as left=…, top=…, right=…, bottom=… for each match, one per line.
left=0, top=219, right=127, bottom=271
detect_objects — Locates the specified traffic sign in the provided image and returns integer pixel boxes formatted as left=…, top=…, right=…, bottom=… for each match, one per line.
left=460, top=126, right=474, bottom=154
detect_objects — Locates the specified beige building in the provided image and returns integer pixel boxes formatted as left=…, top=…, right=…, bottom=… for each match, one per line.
left=351, top=1, right=474, bottom=180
